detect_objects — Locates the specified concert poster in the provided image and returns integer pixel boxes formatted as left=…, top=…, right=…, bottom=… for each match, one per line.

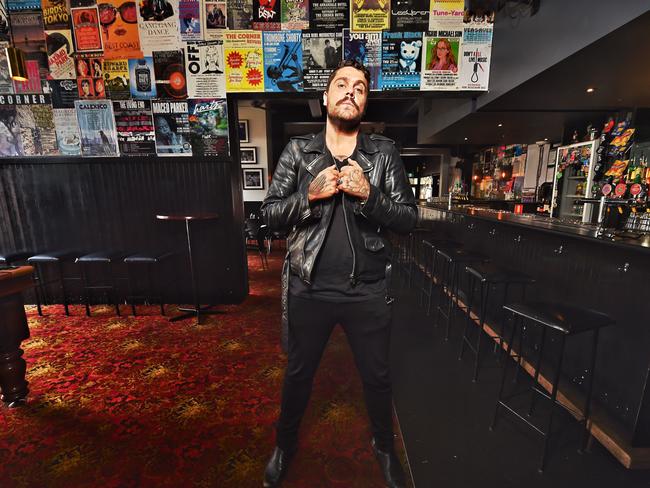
left=187, top=98, right=229, bottom=157
left=75, top=99, right=119, bottom=157
left=302, top=31, right=342, bottom=91
left=309, top=0, right=347, bottom=31
left=226, top=0, right=252, bottom=29
left=390, top=0, right=428, bottom=31
left=13, top=60, right=42, bottom=93
left=280, top=0, right=308, bottom=30
left=252, top=0, right=280, bottom=31
left=420, top=30, right=461, bottom=91
left=42, top=0, right=71, bottom=30
left=263, top=30, right=303, bottom=93
left=0, top=49, right=14, bottom=93
left=7, top=0, right=40, bottom=11
left=53, top=107, right=81, bottom=155
left=137, top=0, right=181, bottom=56
left=0, top=100, right=22, bottom=156
left=10, top=11, right=49, bottom=78
left=49, top=78, right=78, bottom=108
left=71, top=6, right=103, bottom=52
left=428, top=0, right=463, bottom=31
left=0, top=0, right=11, bottom=43
left=185, top=39, right=225, bottom=98
left=179, top=0, right=201, bottom=41
left=350, top=0, right=389, bottom=31
left=152, top=99, right=192, bottom=156
left=113, top=99, right=156, bottom=155
left=103, top=58, right=130, bottom=99
left=16, top=95, right=58, bottom=156
left=458, top=18, right=492, bottom=91
left=153, top=50, right=187, bottom=99
left=203, top=0, right=226, bottom=39
left=128, top=56, right=157, bottom=99
left=224, top=30, right=264, bottom=92
left=99, top=0, right=142, bottom=59
left=342, top=29, right=381, bottom=90
left=381, top=31, right=422, bottom=90
left=76, top=54, right=105, bottom=98
left=46, top=29, right=76, bottom=79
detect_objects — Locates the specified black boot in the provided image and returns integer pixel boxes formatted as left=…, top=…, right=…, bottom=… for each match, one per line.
left=371, top=438, right=406, bottom=488
left=263, top=446, right=296, bottom=487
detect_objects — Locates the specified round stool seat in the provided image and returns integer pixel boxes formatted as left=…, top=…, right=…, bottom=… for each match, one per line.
left=76, top=251, right=125, bottom=264
left=28, top=250, right=78, bottom=263
left=0, top=251, right=33, bottom=265
left=466, top=263, right=535, bottom=285
left=437, top=248, right=488, bottom=264
left=504, top=302, right=614, bottom=335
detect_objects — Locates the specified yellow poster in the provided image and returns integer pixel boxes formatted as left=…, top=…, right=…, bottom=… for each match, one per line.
left=224, top=30, right=265, bottom=92
left=350, top=0, right=389, bottom=31
left=428, top=0, right=464, bottom=31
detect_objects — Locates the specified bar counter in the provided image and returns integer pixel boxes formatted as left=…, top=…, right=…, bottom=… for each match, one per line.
left=417, top=203, right=650, bottom=468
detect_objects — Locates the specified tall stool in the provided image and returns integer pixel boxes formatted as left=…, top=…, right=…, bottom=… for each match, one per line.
left=76, top=252, right=125, bottom=317
left=0, top=251, right=32, bottom=267
left=124, top=252, right=173, bottom=315
left=419, top=239, right=462, bottom=315
left=459, top=262, right=535, bottom=382
left=27, top=250, right=78, bottom=316
left=401, top=228, right=431, bottom=288
left=490, top=302, right=614, bottom=472
left=434, top=248, right=488, bottom=341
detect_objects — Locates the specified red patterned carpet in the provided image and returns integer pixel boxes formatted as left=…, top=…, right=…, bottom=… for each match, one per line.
left=0, top=251, right=412, bottom=487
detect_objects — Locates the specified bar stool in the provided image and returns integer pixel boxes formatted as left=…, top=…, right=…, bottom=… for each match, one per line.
left=76, top=251, right=125, bottom=317
left=459, top=262, right=535, bottom=382
left=490, top=302, right=614, bottom=472
left=0, top=251, right=32, bottom=266
left=419, top=239, right=462, bottom=315
left=27, top=250, right=78, bottom=316
left=434, top=248, right=488, bottom=341
left=401, top=228, right=431, bottom=287
left=124, top=252, right=173, bottom=315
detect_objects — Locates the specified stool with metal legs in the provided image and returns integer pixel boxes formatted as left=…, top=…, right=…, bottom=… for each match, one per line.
left=458, top=263, right=535, bottom=382
left=419, top=239, right=462, bottom=315
left=124, top=252, right=173, bottom=316
left=76, top=251, right=125, bottom=317
left=490, top=302, right=614, bottom=472
left=27, top=250, right=78, bottom=316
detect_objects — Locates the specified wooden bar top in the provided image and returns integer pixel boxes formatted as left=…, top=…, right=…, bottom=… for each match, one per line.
left=0, top=266, right=34, bottom=297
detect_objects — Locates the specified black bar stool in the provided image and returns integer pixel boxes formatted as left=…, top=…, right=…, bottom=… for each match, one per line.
left=490, top=302, right=614, bottom=472
left=27, top=250, right=78, bottom=316
left=124, top=252, right=173, bottom=316
left=76, top=252, right=125, bottom=317
left=401, top=228, right=430, bottom=288
left=434, top=248, right=488, bottom=341
left=419, top=239, right=462, bottom=315
left=459, top=262, right=535, bottom=382
left=0, top=251, right=32, bottom=267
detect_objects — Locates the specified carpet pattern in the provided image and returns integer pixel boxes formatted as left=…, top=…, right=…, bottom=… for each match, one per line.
left=0, top=252, right=412, bottom=487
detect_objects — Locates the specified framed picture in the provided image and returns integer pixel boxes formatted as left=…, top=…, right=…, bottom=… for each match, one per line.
left=243, top=168, right=264, bottom=190
left=238, top=120, right=249, bottom=143
left=240, top=147, right=257, bottom=164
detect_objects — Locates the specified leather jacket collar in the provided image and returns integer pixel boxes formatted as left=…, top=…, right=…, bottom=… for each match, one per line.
left=302, top=130, right=379, bottom=177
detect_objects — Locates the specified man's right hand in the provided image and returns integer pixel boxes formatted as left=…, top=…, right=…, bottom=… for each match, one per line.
left=308, top=165, right=340, bottom=202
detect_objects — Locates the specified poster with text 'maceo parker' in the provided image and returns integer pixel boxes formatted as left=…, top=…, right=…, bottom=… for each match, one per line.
left=75, top=99, right=119, bottom=157
left=152, top=99, right=192, bottom=156
left=224, top=30, right=264, bottom=92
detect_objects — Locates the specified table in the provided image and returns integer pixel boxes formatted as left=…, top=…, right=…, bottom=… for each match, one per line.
left=0, top=265, right=34, bottom=407
left=156, top=213, right=220, bottom=324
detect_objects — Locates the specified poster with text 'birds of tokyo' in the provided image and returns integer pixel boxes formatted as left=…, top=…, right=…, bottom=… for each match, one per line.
left=263, top=30, right=303, bottom=93
left=75, top=99, right=119, bottom=157
left=224, top=30, right=264, bottom=92
left=185, top=39, right=226, bottom=98
left=458, top=17, right=493, bottom=91
left=420, top=30, right=461, bottom=91
left=342, top=29, right=381, bottom=91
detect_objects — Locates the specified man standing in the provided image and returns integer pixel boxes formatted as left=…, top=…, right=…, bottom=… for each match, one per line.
left=323, top=39, right=337, bottom=69
left=261, top=60, right=416, bottom=488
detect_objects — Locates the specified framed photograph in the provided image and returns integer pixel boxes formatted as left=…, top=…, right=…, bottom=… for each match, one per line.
left=238, top=120, right=249, bottom=143
left=240, top=147, right=257, bottom=164
left=243, top=168, right=264, bottom=190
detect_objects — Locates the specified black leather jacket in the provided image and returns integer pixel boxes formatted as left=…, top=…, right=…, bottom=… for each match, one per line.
left=261, top=130, right=417, bottom=285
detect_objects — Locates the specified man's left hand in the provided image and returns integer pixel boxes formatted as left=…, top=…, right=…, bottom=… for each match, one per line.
left=337, top=159, right=370, bottom=201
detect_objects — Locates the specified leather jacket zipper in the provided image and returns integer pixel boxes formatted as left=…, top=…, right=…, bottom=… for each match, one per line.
left=341, top=185, right=357, bottom=286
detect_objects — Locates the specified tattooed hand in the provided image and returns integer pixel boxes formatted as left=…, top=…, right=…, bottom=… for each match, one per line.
left=337, top=159, right=370, bottom=201
left=308, top=164, right=340, bottom=202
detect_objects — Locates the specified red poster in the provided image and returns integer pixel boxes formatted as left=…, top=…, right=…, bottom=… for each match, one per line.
left=72, top=6, right=103, bottom=52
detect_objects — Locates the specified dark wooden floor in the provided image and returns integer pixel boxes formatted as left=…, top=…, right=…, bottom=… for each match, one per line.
left=390, top=273, right=650, bottom=488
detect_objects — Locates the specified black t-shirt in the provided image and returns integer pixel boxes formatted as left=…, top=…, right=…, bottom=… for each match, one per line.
left=290, top=152, right=385, bottom=302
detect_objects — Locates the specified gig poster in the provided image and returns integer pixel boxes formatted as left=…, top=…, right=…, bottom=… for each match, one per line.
left=42, top=0, right=71, bottom=30
left=252, top=0, right=280, bottom=31
left=152, top=99, right=192, bottom=156
left=0, top=49, right=14, bottom=93
left=16, top=95, right=58, bottom=156
left=263, top=30, right=303, bottom=93
left=309, top=0, right=347, bottom=32
left=137, top=0, right=181, bottom=56
left=75, top=99, right=119, bottom=157
left=458, top=18, right=492, bottom=91
left=420, top=30, right=461, bottom=91
left=99, top=0, right=143, bottom=59
left=390, top=0, right=428, bottom=32
left=13, top=60, right=42, bottom=93
left=7, top=0, right=40, bottom=11
left=350, top=0, right=389, bottom=31
left=46, top=29, right=76, bottom=79
left=128, top=56, right=157, bottom=99
left=281, top=0, right=308, bottom=30
left=428, top=0, right=463, bottom=31
left=187, top=98, right=229, bottom=157
left=0, top=0, right=11, bottom=43
left=381, top=31, right=422, bottom=90
left=153, top=50, right=187, bottom=99
left=113, top=99, right=156, bottom=155
left=71, top=6, right=103, bottom=52
left=179, top=0, right=202, bottom=41
left=224, top=30, right=264, bottom=92
left=342, top=29, right=381, bottom=90
left=203, top=0, right=226, bottom=39
left=103, top=58, right=130, bottom=99
left=49, top=78, right=78, bottom=108
left=302, top=31, right=341, bottom=91
left=53, top=107, right=81, bottom=155
left=76, top=54, right=106, bottom=98
left=11, top=11, right=49, bottom=78
left=227, top=0, right=252, bottom=29
left=0, top=98, right=22, bottom=156
left=185, top=39, right=225, bottom=98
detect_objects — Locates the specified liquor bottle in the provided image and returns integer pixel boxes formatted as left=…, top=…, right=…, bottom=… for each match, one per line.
left=135, top=59, right=152, bottom=93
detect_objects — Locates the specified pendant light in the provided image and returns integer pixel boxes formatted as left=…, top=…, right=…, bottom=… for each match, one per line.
left=5, top=46, right=28, bottom=81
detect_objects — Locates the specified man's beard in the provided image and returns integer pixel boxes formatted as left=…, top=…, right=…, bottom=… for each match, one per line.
left=327, top=99, right=365, bottom=133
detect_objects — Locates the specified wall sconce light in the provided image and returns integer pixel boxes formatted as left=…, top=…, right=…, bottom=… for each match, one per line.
left=5, top=46, right=28, bottom=81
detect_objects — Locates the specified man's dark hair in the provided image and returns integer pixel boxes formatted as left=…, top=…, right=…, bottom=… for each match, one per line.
left=325, top=59, right=371, bottom=92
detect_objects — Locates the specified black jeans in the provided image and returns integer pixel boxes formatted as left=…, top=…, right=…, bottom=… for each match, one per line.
left=276, top=294, right=394, bottom=452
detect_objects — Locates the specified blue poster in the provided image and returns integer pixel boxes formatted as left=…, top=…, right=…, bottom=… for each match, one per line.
left=128, top=57, right=157, bottom=100
left=263, top=31, right=303, bottom=93
left=7, top=0, right=41, bottom=11
left=381, top=31, right=422, bottom=90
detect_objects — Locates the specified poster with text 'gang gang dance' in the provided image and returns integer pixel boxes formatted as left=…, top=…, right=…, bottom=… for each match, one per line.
left=75, top=99, right=119, bottom=157
left=188, top=98, right=229, bottom=156
left=224, top=30, right=264, bottom=92
left=152, top=99, right=192, bottom=155
left=113, top=99, right=156, bottom=155
left=137, top=0, right=181, bottom=56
